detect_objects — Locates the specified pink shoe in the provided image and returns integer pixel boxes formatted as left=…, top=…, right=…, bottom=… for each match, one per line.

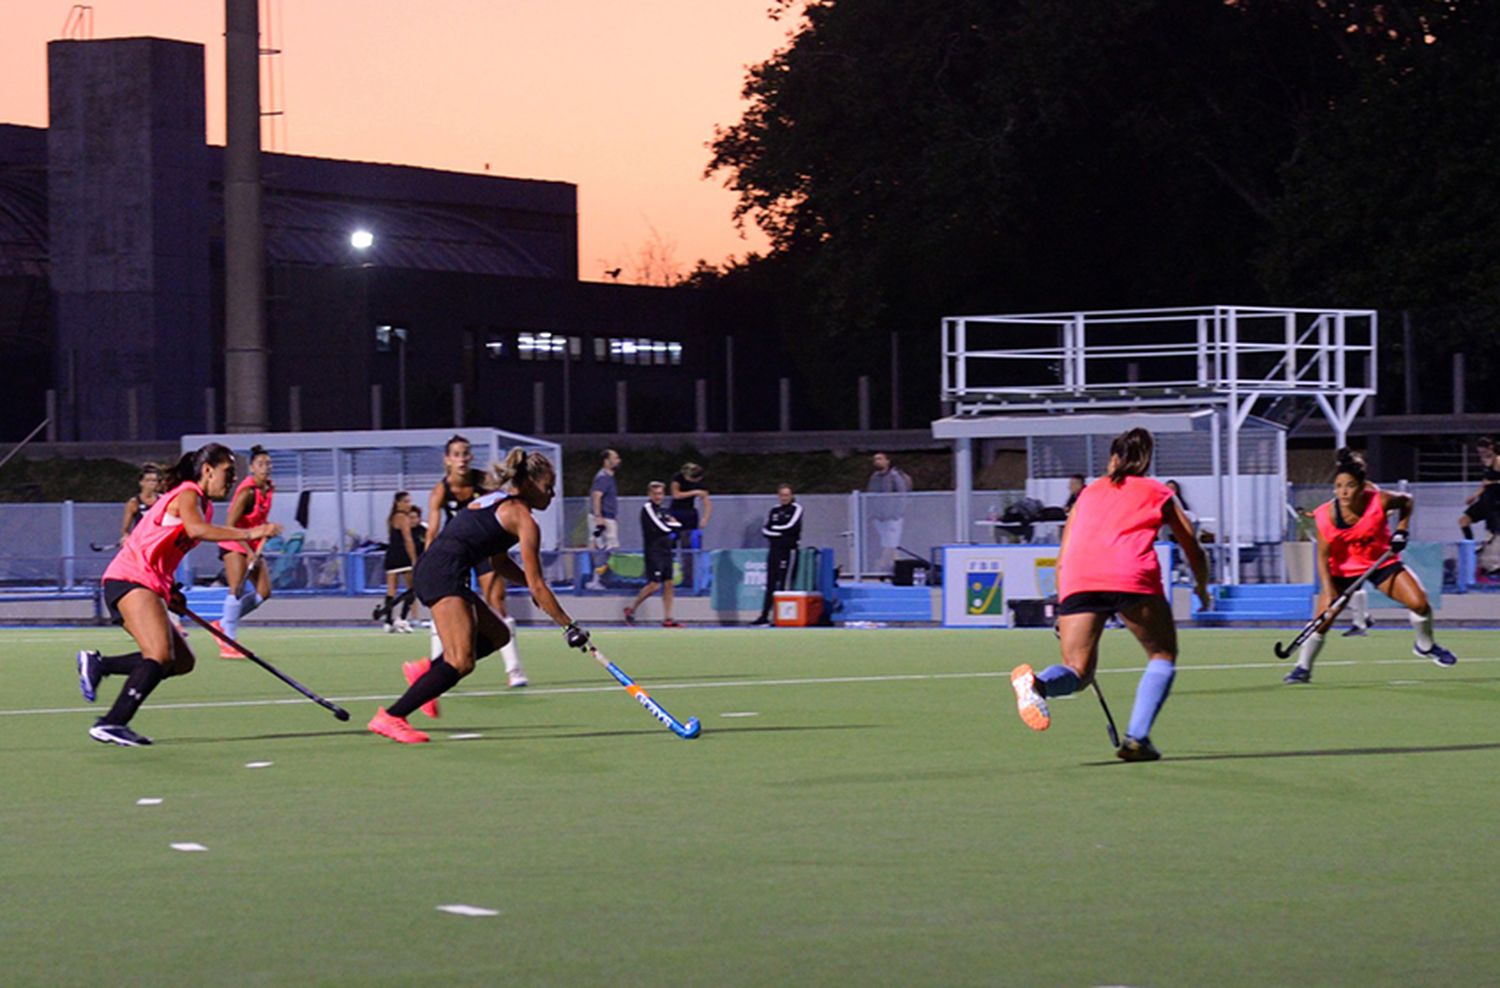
left=211, top=621, right=245, bottom=659
left=402, top=658, right=440, bottom=719
left=368, top=707, right=429, bottom=744
left=662, top=619, right=684, bottom=628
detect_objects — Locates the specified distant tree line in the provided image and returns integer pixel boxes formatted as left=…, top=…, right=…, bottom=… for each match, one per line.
left=701, top=0, right=1500, bottom=420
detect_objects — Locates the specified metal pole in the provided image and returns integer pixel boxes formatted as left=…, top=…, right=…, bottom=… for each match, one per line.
left=954, top=437, right=973, bottom=545
left=615, top=381, right=627, bottom=434
left=44, top=392, right=56, bottom=441
left=370, top=384, right=382, bottom=430
left=289, top=385, right=301, bottom=431
left=890, top=331, right=900, bottom=428
left=0, top=418, right=51, bottom=472
left=397, top=334, right=408, bottom=429
left=1453, top=352, right=1466, bottom=415
left=452, top=382, right=463, bottom=427
left=534, top=381, right=546, bottom=434
left=223, top=0, right=268, bottom=432
left=779, top=378, right=791, bottom=432
left=695, top=379, right=707, bottom=433
left=858, top=376, right=871, bottom=432
left=724, top=337, right=735, bottom=433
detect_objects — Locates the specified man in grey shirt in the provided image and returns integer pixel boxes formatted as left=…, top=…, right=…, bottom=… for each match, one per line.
left=587, top=449, right=621, bottom=590
left=867, top=451, right=912, bottom=574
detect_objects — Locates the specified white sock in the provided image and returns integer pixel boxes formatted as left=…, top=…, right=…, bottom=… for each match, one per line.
left=1410, top=611, right=1434, bottom=652
left=239, top=589, right=263, bottom=618
left=500, top=616, right=523, bottom=675
left=1350, top=588, right=1369, bottom=628
left=1297, top=632, right=1325, bottom=671
left=430, top=631, right=444, bottom=662
left=221, top=591, right=243, bottom=638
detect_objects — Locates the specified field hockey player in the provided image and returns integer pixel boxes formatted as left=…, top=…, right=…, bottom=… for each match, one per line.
left=214, top=444, right=275, bottom=657
left=1009, top=428, right=1211, bottom=762
left=78, top=443, right=281, bottom=746
left=370, top=448, right=586, bottom=743
left=1284, top=448, right=1457, bottom=684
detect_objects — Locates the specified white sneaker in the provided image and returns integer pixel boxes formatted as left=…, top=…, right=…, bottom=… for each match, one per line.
left=383, top=622, right=397, bottom=634
left=393, top=618, right=413, bottom=634
left=508, top=668, right=530, bottom=688
left=585, top=579, right=606, bottom=591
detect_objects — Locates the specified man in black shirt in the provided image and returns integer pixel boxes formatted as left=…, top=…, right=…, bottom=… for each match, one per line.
left=625, top=482, right=684, bottom=628
left=752, top=484, right=804, bottom=626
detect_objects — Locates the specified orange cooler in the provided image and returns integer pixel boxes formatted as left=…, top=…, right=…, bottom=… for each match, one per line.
left=772, top=591, right=823, bottom=627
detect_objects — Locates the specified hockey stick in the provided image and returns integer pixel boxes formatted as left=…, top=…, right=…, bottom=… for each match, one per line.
left=179, top=607, right=351, bottom=721
left=585, top=643, right=700, bottom=739
left=1273, top=549, right=1396, bottom=659
left=1091, top=679, right=1120, bottom=748
left=90, top=541, right=120, bottom=553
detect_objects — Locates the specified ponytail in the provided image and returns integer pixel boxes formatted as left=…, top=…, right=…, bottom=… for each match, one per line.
left=1107, top=428, right=1154, bottom=485
left=1333, top=447, right=1367, bottom=485
left=162, top=442, right=234, bottom=488
left=249, top=444, right=270, bottom=462
left=489, top=447, right=554, bottom=491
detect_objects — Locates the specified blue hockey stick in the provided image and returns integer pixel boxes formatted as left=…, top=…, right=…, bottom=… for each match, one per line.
left=587, top=644, right=701, bottom=739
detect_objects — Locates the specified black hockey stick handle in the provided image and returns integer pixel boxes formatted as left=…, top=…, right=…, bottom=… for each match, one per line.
left=1091, top=679, right=1120, bottom=748
left=1273, top=549, right=1396, bottom=659
left=180, top=607, right=351, bottom=721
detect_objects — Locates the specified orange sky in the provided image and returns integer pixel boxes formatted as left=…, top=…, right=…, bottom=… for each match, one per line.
left=0, top=1, right=802, bottom=282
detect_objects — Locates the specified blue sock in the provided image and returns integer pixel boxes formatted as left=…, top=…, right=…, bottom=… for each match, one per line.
left=221, top=591, right=243, bottom=638
left=1127, top=658, right=1176, bottom=741
left=1035, top=665, right=1081, bottom=697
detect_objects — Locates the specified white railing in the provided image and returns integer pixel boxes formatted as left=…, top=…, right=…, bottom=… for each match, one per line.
left=942, top=305, right=1377, bottom=412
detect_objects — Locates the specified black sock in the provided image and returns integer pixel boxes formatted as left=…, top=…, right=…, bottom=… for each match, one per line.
left=100, top=652, right=144, bottom=676
left=387, top=658, right=460, bottom=719
left=100, top=659, right=165, bottom=726
left=398, top=589, right=415, bottom=620
left=378, top=595, right=394, bottom=621
left=1462, top=525, right=1475, bottom=540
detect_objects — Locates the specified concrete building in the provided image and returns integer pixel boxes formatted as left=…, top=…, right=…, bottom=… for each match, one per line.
left=0, top=35, right=787, bottom=443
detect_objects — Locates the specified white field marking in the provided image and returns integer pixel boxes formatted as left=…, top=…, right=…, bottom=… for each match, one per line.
left=170, top=842, right=208, bottom=852
left=1389, top=680, right=1422, bottom=686
left=136, top=797, right=163, bottom=806
left=720, top=711, right=759, bottom=718
left=244, top=761, right=273, bottom=769
left=436, top=904, right=499, bottom=917
left=448, top=733, right=483, bottom=740
left=3, top=656, right=1497, bottom=720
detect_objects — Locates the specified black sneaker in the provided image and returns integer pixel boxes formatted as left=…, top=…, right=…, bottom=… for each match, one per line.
left=750, top=616, right=770, bottom=626
left=1342, top=623, right=1370, bottom=637
left=88, top=721, right=153, bottom=746
left=1283, top=666, right=1312, bottom=684
left=1416, top=642, right=1458, bottom=667
left=1116, top=735, right=1161, bottom=762
left=77, top=649, right=102, bottom=703
left=623, top=606, right=636, bottom=627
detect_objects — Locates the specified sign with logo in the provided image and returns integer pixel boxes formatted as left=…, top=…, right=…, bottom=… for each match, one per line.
left=940, top=544, right=1172, bottom=627
left=711, top=549, right=769, bottom=611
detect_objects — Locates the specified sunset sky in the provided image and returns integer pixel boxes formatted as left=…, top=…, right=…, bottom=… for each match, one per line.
left=0, top=1, right=802, bottom=282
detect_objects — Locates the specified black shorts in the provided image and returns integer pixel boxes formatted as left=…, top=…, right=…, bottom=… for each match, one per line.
left=1058, top=591, right=1159, bottom=616
left=1331, top=561, right=1404, bottom=595
left=644, top=545, right=674, bottom=584
left=473, top=556, right=494, bottom=578
left=103, top=578, right=155, bottom=625
left=412, top=554, right=481, bottom=608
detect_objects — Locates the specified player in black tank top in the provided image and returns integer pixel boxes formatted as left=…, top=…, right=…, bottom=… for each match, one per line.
left=371, top=450, right=591, bottom=744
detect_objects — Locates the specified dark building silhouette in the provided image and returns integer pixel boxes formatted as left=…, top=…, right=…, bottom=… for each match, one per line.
left=0, top=35, right=784, bottom=441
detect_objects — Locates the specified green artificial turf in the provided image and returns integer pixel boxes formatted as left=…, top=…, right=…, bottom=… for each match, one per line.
left=2, top=626, right=1497, bottom=987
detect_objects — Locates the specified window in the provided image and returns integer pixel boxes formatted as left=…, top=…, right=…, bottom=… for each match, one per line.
left=602, top=337, right=683, bottom=366
left=484, top=335, right=508, bottom=360
left=517, top=331, right=579, bottom=361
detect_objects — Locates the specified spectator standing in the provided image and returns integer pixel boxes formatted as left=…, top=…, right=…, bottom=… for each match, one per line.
left=120, top=463, right=163, bottom=543
left=587, top=449, right=621, bottom=590
left=670, top=461, right=712, bottom=582
left=867, top=452, right=912, bottom=573
left=752, top=484, right=804, bottom=626
left=624, top=482, right=683, bottom=628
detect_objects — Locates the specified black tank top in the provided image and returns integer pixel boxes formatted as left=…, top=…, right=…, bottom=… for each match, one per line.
left=428, top=494, right=521, bottom=570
